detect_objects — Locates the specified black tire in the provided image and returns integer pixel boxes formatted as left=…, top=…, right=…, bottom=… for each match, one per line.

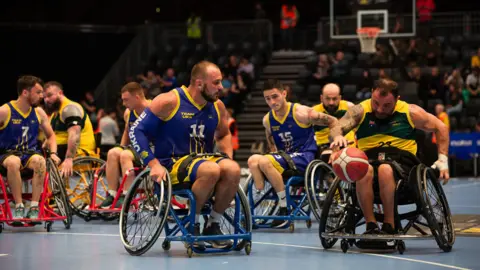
left=47, top=158, right=72, bottom=229
left=119, top=168, right=171, bottom=256
left=305, top=160, right=335, bottom=222
left=416, top=164, right=455, bottom=252
left=68, top=157, right=106, bottom=220
left=245, top=174, right=278, bottom=225
left=319, top=177, right=347, bottom=249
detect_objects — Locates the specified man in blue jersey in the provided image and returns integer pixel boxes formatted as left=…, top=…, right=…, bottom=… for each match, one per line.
left=0, top=75, right=60, bottom=221
left=130, top=61, right=240, bottom=249
left=101, top=82, right=150, bottom=208
left=247, top=79, right=345, bottom=228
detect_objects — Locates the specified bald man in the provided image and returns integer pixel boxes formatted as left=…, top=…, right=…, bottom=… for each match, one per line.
left=129, top=60, right=239, bottom=249
left=312, top=83, right=356, bottom=161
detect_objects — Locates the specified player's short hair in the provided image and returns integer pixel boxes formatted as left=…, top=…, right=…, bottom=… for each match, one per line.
left=263, top=79, right=284, bottom=92
left=121, top=82, right=144, bottom=97
left=17, top=75, right=43, bottom=96
left=190, top=61, right=220, bottom=82
left=373, top=78, right=399, bottom=98
left=44, top=81, right=64, bottom=91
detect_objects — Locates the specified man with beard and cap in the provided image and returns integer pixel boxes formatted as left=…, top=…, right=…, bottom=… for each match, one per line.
left=0, top=75, right=60, bottom=221
left=247, top=79, right=343, bottom=228
left=130, top=61, right=241, bottom=249
left=43, top=81, right=96, bottom=178
left=329, top=78, right=450, bottom=248
left=312, top=83, right=356, bottom=162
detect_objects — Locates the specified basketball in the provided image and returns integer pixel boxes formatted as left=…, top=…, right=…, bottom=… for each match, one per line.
left=332, top=147, right=370, bottom=183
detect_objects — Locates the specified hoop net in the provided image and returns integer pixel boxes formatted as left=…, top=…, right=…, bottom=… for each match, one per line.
left=357, top=27, right=380, bottom=53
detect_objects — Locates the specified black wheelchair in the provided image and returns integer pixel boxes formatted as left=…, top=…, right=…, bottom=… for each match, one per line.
left=319, top=147, right=455, bottom=254
left=119, top=153, right=252, bottom=257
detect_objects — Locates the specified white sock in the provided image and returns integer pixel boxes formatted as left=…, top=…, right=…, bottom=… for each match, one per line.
left=207, top=210, right=223, bottom=226
left=30, top=201, right=39, bottom=207
left=108, top=190, right=117, bottom=197
left=16, top=203, right=24, bottom=208
left=277, top=191, right=287, bottom=207
left=195, top=214, right=200, bottom=223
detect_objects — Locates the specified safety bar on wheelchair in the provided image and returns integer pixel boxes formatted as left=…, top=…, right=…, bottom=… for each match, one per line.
left=321, top=232, right=434, bottom=241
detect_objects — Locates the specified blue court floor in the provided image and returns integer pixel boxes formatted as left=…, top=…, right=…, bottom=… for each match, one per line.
left=1, top=178, right=480, bottom=270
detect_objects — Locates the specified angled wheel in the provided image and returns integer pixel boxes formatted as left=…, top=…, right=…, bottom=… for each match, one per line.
left=245, top=174, right=278, bottom=225
left=416, top=164, right=455, bottom=252
left=319, top=178, right=348, bottom=249
left=119, top=168, right=171, bottom=256
left=305, top=160, right=336, bottom=222
left=47, top=158, right=72, bottom=229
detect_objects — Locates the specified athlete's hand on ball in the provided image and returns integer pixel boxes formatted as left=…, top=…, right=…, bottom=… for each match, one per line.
left=150, top=163, right=167, bottom=182
left=431, top=154, right=450, bottom=185
left=330, top=135, right=349, bottom=150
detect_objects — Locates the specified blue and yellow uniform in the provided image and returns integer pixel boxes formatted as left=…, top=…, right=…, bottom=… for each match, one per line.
left=130, top=86, right=223, bottom=185
left=265, top=102, right=317, bottom=174
left=312, top=100, right=356, bottom=148
left=0, top=101, right=42, bottom=168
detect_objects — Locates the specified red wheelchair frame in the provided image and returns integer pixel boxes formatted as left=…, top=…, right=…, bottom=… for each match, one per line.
left=0, top=150, right=71, bottom=232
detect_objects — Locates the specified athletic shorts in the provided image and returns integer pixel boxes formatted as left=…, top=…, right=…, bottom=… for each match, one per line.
left=265, top=151, right=316, bottom=175
left=113, top=145, right=142, bottom=167
left=0, top=152, right=43, bottom=170
left=167, top=154, right=227, bottom=188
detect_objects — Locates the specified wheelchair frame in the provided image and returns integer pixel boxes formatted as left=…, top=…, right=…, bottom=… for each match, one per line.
left=319, top=163, right=455, bottom=254
left=119, top=167, right=253, bottom=258
left=0, top=149, right=72, bottom=232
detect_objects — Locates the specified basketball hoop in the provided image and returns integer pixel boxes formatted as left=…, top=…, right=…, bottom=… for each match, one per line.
left=357, top=27, right=380, bottom=53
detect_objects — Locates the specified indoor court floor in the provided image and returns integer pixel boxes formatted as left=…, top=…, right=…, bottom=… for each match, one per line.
left=1, top=177, right=479, bottom=270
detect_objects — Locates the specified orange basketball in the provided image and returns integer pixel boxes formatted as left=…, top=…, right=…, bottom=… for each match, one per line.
left=332, top=147, right=369, bottom=183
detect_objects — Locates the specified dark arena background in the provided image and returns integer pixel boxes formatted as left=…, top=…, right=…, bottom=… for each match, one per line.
left=0, top=1, right=480, bottom=269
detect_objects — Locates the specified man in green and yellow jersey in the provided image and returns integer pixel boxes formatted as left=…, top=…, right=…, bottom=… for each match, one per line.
left=312, top=83, right=355, bottom=162
left=330, top=79, right=450, bottom=242
left=44, top=81, right=96, bottom=177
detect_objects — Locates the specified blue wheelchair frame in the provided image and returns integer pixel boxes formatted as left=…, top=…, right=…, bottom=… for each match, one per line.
left=161, top=187, right=252, bottom=257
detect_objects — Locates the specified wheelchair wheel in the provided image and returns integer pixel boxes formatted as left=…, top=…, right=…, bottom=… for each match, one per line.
left=69, top=157, right=106, bottom=219
left=319, top=177, right=348, bottom=249
left=47, top=158, right=72, bottom=229
left=245, top=174, right=278, bottom=224
left=214, top=186, right=252, bottom=251
left=119, top=168, right=171, bottom=256
left=416, top=164, right=455, bottom=252
left=305, top=160, right=336, bottom=222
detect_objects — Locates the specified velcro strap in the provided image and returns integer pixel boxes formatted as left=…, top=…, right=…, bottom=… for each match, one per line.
left=176, top=152, right=228, bottom=183
left=275, top=150, right=297, bottom=172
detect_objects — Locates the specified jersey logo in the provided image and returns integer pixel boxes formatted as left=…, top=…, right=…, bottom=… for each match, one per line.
left=181, top=112, right=194, bottom=119
left=12, top=119, right=22, bottom=124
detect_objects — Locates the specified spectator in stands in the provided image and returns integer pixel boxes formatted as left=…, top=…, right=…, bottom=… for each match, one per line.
left=160, top=68, right=178, bottom=92
left=227, top=108, right=239, bottom=159
left=312, top=54, right=330, bottom=86
left=432, top=103, right=449, bottom=146
left=98, top=108, right=120, bottom=159
left=372, top=44, right=390, bottom=67
left=224, top=55, right=239, bottom=79
left=406, top=39, right=423, bottom=66
left=81, top=91, right=98, bottom=128
left=186, top=12, right=202, bottom=47
left=471, top=48, right=480, bottom=68
left=285, top=84, right=298, bottom=102
left=138, top=70, right=162, bottom=97
left=254, top=2, right=266, bottom=42
left=356, top=69, right=373, bottom=101
left=445, top=68, right=464, bottom=91
left=446, top=84, right=463, bottom=115
left=427, top=67, right=445, bottom=102
left=466, top=67, right=480, bottom=100
left=330, top=51, right=348, bottom=86
left=280, top=4, right=298, bottom=51
left=409, top=66, right=429, bottom=105
left=425, top=37, right=440, bottom=66
left=378, top=69, right=389, bottom=79
left=416, top=0, right=435, bottom=38
left=220, top=71, right=238, bottom=107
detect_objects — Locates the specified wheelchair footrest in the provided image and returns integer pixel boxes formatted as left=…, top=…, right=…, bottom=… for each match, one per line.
left=321, top=232, right=434, bottom=240
left=167, top=233, right=251, bottom=242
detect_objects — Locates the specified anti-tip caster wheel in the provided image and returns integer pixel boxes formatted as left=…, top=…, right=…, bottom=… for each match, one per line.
left=0, top=223, right=3, bottom=234
left=162, top=241, right=171, bottom=251
left=245, top=242, right=252, bottom=255
left=187, top=247, right=193, bottom=258
left=289, top=223, right=295, bottom=233
left=341, top=240, right=349, bottom=253
left=45, top=222, right=52, bottom=232
left=397, top=240, right=406, bottom=255
left=306, top=219, right=312, bottom=229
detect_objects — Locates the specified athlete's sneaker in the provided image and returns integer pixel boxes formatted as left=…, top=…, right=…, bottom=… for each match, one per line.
left=381, top=223, right=396, bottom=235
left=26, top=207, right=40, bottom=222
left=202, top=222, right=233, bottom=249
left=271, top=207, right=289, bottom=228
left=100, top=194, right=124, bottom=209
left=192, top=223, right=205, bottom=250
left=13, top=206, right=24, bottom=219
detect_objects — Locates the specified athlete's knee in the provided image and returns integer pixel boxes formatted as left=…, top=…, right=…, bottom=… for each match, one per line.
left=4, top=156, right=21, bottom=172
left=378, top=164, right=395, bottom=186
left=197, top=161, right=221, bottom=185
left=220, top=160, right=241, bottom=186
left=357, top=165, right=374, bottom=185
left=247, top=154, right=262, bottom=168
left=119, top=150, right=134, bottom=165
left=258, top=156, right=273, bottom=171
left=107, top=147, right=122, bottom=161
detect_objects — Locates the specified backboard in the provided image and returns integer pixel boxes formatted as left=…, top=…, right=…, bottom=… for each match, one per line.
left=330, top=0, right=416, bottom=39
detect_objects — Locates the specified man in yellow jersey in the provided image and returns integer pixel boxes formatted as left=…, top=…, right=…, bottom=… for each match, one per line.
left=101, top=82, right=150, bottom=208
left=44, top=81, right=96, bottom=177
left=248, top=79, right=342, bottom=228
left=330, top=79, right=450, bottom=245
left=312, top=83, right=355, bottom=162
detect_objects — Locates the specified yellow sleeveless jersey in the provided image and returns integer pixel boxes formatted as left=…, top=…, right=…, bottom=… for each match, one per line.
left=49, top=97, right=96, bottom=156
left=356, top=99, right=417, bottom=155
left=312, top=100, right=356, bottom=146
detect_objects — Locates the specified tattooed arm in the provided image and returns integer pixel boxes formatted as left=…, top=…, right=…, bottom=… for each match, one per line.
left=262, top=114, right=277, bottom=152
left=329, top=104, right=364, bottom=148
left=294, top=104, right=339, bottom=129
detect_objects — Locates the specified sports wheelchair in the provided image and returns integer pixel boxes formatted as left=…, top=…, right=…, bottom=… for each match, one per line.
left=319, top=148, right=455, bottom=254
left=0, top=149, right=72, bottom=232
left=119, top=153, right=253, bottom=258
left=245, top=150, right=335, bottom=232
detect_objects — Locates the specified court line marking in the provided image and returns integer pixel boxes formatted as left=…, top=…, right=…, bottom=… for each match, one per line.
left=450, top=182, right=480, bottom=189
left=0, top=254, right=8, bottom=257
left=27, top=231, right=471, bottom=270
left=450, top=205, right=480, bottom=209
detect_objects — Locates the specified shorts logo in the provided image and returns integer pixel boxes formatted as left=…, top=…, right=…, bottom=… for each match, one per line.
left=140, top=151, right=149, bottom=159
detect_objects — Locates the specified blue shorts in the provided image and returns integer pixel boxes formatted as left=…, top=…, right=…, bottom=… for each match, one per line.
left=265, top=152, right=315, bottom=174
left=0, top=152, right=43, bottom=170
